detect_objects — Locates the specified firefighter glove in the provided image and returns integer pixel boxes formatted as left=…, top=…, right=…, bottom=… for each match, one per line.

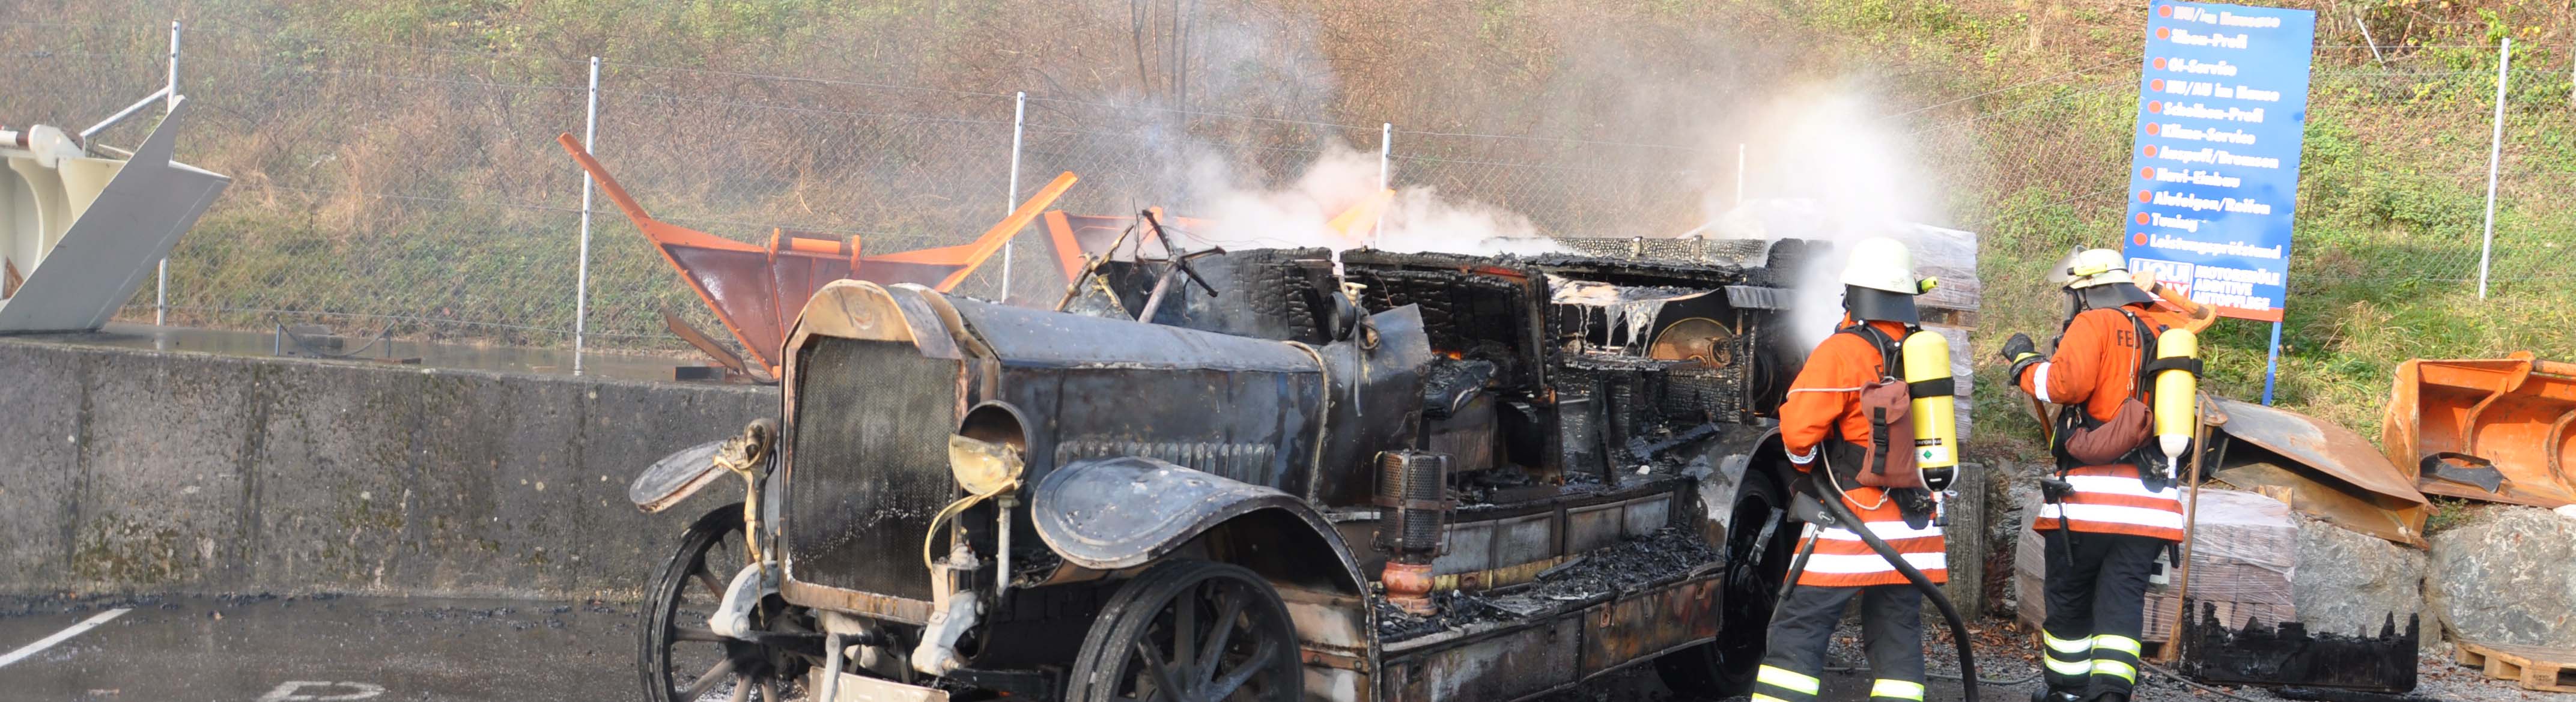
left=2000, top=332, right=2037, bottom=363
left=1893, top=488, right=1937, bottom=530
left=2003, top=333, right=2046, bottom=385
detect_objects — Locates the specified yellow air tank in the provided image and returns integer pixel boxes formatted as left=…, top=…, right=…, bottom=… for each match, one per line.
left=1901, top=330, right=1958, bottom=487
left=2153, top=327, right=2199, bottom=465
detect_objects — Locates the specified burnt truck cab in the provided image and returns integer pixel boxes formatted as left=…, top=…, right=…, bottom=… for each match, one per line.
left=635, top=244, right=1831, bottom=702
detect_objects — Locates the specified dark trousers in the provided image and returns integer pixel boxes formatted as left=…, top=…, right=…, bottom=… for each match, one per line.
left=2040, top=530, right=2166, bottom=700
left=1754, top=582, right=1927, bottom=702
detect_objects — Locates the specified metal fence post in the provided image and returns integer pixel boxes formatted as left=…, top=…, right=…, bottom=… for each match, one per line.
left=1378, top=123, right=1392, bottom=190
left=2477, top=37, right=2509, bottom=300
left=1376, top=123, right=1393, bottom=243
left=1003, top=91, right=1025, bottom=303
left=1734, top=143, right=1747, bottom=210
left=157, top=20, right=179, bottom=326
left=575, top=56, right=599, bottom=373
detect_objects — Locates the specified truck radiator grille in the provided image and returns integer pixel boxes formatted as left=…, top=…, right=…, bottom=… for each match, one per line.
left=784, top=337, right=958, bottom=601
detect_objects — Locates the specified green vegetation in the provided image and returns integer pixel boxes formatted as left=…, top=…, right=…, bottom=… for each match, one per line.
left=1931, top=4, right=2576, bottom=459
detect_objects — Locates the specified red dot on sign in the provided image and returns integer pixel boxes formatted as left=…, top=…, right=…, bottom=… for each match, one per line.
left=2136, top=213, right=2151, bottom=225
left=2145, top=145, right=2160, bottom=157
left=2157, top=26, right=2171, bottom=39
left=2151, top=79, right=2166, bottom=91
left=2158, top=5, right=2173, bottom=17
left=2154, top=57, right=2168, bottom=70
left=2133, top=232, right=2150, bottom=246
left=2141, top=167, right=2156, bottom=178
left=2148, top=100, right=2163, bottom=113
left=2138, top=190, right=2154, bottom=203
left=2146, top=123, right=2161, bottom=135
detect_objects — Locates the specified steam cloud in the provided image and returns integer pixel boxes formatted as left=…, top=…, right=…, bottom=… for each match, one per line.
left=1047, top=1, right=1563, bottom=262
left=1182, top=142, right=1563, bottom=257
left=1699, top=82, right=1945, bottom=351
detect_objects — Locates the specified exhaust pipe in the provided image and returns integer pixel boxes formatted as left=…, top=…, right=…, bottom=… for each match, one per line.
left=1373, top=450, right=1451, bottom=615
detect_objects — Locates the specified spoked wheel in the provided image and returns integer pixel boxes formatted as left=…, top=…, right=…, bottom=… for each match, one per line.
left=1656, top=474, right=1797, bottom=696
left=1065, top=560, right=1304, bottom=702
left=641, top=504, right=809, bottom=702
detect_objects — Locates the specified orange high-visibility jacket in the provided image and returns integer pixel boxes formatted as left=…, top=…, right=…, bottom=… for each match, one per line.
left=2019, top=304, right=2186, bottom=541
left=1780, top=319, right=1948, bottom=587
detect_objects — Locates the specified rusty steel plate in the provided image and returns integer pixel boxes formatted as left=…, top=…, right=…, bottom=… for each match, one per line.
left=2211, top=398, right=2426, bottom=506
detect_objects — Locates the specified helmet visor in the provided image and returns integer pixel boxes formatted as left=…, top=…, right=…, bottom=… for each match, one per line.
left=2076, top=281, right=2156, bottom=309
left=1844, top=286, right=1921, bottom=324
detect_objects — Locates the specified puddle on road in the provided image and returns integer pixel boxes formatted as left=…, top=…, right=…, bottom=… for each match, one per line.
left=13, top=323, right=707, bottom=384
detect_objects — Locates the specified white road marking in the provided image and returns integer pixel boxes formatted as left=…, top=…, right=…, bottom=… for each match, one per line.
left=0, top=608, right=131, bottom=668
left=257, top=681, right=386, bottom=701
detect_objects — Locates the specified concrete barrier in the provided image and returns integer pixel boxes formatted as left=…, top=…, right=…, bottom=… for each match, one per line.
left=0, top=337, right=774, bottom=600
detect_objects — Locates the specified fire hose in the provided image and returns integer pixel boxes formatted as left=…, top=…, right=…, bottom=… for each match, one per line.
left=1775, top=467, right=1984, bottom=702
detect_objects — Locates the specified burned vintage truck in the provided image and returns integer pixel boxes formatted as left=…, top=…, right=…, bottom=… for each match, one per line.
left=630, top=243, right=1847, bottom=702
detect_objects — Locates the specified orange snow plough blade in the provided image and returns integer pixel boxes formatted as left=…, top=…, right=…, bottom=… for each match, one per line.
left=2381, top=352, right=2576, bottom=508
left=555, top=133, right=1078, bottom=378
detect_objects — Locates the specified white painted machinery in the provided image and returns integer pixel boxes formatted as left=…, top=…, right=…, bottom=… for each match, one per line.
left=2, top=94, right=229, bottom=332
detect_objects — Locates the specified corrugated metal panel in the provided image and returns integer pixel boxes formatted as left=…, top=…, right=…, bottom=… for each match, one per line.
left=1051, top=440, right=1281, bottom=488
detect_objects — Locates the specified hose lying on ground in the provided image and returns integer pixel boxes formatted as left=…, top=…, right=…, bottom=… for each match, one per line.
left=1824, top=666, right=2041, bottom=686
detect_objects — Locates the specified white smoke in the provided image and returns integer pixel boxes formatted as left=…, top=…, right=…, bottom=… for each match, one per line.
left=1375, top=186, right=1562, bottom=256
left=1177, top=141, right=1562, bottom=257
left=1698, top=82, right=1943, bottom=351
left=1051, top=0, right=1560, bottom=262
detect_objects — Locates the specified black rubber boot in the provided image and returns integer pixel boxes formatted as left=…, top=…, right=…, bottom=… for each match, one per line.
left=2029, top=688, right=2082, bottom=702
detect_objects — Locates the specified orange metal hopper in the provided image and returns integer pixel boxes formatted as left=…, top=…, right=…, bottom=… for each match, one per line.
left=2381, top=352, right=2576, bottom=507
left=556, top=134, right=1080, bottom=378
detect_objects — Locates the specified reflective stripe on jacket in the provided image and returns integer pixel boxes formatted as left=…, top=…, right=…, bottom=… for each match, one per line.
left=2032, top=467, right=2184, bottom=540
left=1796, top=481, right=1948, bottom=588
left=2019, top=304, right=2184, bottom=541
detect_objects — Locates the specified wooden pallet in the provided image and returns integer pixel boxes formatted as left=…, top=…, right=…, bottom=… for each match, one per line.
left=2455, top=641, right=2576, bottom=693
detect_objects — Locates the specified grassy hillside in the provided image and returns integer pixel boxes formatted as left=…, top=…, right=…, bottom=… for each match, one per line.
left=5, top=0, right=2570, bottom=458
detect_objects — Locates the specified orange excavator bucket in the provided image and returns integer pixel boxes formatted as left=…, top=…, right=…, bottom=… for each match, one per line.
left=556, top=134, right=1078, bottom=378
left=2381, top=352, right=2576, bottom=508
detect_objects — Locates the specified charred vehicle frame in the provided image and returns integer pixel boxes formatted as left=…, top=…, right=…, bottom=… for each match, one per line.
left=627, top=240, right=1844, bottom=702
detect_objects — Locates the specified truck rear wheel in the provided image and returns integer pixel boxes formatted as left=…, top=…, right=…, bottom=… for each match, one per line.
left=1065, top=559, right=1303, bottom=702
left=1656, top=474, right=1797, bottom=696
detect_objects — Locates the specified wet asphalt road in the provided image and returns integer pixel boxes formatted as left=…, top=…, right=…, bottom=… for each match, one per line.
left=0, top=594, right=1960, bottom=702
left=0, top=595, right=630, bottom=701
left=16, top=595, right=2512, bottom=702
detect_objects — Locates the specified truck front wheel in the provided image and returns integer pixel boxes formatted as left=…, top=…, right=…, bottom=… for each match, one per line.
left=1065, top=559, right=1304, bottom=702
left=1656, top=474, right=1797, bottom=696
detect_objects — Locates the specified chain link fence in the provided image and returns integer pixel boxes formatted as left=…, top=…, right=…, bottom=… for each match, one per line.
left=4, top=19, right=2570, bottom=366
left=1389, top=130, right=1711, bottom=240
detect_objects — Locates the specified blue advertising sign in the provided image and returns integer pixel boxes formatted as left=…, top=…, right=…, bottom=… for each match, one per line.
left=2122, top=1, right=2315, bottom=322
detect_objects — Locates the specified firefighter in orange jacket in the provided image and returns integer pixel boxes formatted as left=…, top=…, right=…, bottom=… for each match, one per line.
left=2000, top=249, right=2184, bottom=702
left=1754, top=237, right=1943, bottom=702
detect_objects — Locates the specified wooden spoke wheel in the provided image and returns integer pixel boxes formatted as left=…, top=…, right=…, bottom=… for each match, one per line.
left=1066, top=560, right=1303, bottom=702
left=640, top=504, right=809, bottom=702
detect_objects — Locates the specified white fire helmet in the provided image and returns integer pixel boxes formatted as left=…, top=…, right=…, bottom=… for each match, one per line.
left=1838, top=237, right=1922, bottom=295
left=2061, top=248, right=2132, bottom=290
